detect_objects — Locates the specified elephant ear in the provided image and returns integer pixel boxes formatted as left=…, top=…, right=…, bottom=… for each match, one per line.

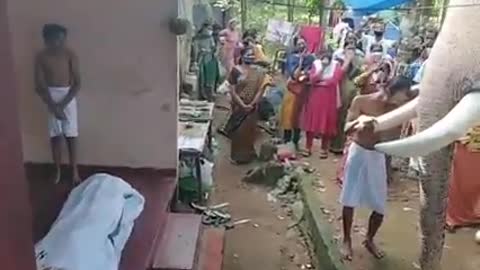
left=452, top=74, right=480, bottom=103
left=377, top=94, right=480, bottom=157
left=375, top=80, right=480, bottom=158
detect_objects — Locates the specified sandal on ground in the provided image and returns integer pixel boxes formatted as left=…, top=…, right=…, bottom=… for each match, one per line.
left=301, top=150, right=312, bottom=157
left=319, top=150, right=328, bottom=159
left=329, top=148, right=343, bottom=155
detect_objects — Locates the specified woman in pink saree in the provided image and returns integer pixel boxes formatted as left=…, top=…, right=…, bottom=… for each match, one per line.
left=219, top=19, right=240, bottom=74
left=300, top=50, right=354, bottom=158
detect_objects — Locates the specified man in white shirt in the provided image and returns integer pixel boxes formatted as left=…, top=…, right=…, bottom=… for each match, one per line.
left=362, top=21, right=394, bottom=56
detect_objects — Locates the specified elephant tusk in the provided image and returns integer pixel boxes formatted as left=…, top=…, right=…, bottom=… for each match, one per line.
left=374, top=97, right=418, bottom=132
left=375, top=92, right=480, bottom=158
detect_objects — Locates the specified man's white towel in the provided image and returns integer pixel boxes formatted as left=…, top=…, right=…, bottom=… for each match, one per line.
left=35, top=173, right=145, bottom=270
left=340, top=142, right=387, bottom=215
left=48, top=86, right=78, bottom=138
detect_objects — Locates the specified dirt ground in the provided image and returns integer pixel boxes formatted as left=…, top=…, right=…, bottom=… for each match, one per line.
left=210, top=105, right=315, bottom=270
left=209, top=96, right=479, bottom=270
left=308, top=154, right=480, bottom=270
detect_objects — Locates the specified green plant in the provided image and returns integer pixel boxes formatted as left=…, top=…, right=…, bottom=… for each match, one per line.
left=211, top=0, right=239, bottom=11
left=305, top=0, right=321, bottom=18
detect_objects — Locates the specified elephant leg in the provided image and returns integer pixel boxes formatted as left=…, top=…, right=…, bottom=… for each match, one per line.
left=418, top=147, right=451, bottom=270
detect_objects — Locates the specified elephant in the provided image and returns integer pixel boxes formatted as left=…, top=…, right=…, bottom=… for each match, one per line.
left=366, top=0, right=480, bottom=269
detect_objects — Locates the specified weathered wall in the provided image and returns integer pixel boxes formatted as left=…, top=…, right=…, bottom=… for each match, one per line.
left=0, top=0, right=37, bottom=268
left=7, top=0, right=178, bottom=169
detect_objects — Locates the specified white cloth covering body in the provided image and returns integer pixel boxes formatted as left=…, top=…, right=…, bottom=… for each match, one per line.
left=35, top=173, right=145, bottom=270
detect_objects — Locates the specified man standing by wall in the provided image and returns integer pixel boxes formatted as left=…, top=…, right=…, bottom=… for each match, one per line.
left=35, top=24, right=81, bottom=184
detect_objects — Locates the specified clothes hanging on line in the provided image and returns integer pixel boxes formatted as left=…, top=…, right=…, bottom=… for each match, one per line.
left=300, top=26, right=324, bottom=53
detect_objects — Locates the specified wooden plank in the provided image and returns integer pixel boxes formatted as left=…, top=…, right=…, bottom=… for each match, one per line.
left=119, top=173, right=176, bottom=270
left=152, top=213, right=202, bottom=270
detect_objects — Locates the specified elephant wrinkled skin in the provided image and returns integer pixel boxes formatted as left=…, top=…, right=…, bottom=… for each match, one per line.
left=372, top=1, right=480, bottom=269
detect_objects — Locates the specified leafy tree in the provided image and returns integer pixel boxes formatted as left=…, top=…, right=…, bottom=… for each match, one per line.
left=305, top=0, right=321, bottom=19
left=211, top=0, right=237, bottom=11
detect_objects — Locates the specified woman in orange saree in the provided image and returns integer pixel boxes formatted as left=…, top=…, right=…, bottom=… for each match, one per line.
left=227, top=47, right=268, bottom=164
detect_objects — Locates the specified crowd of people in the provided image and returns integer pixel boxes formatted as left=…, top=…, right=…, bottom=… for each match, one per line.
left=204, top=16, right=439, bottom=262
left=204, top=17, right=437, bottom=164
left=281, top=18, right=438, bottom=261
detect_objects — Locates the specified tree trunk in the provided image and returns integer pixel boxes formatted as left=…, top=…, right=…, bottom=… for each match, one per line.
left=439, top=0, right=450, bottom=24
left=287, top=0, right=294, bottom=22
left=240, top=0, right=247, bottom=31
left=318, top=0, right=325, bottom=26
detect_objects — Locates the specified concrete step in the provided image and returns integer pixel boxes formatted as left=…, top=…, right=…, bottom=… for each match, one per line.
left=152, top=213, right=202, bottom=270
left=195, top=228, right=225, bottom=270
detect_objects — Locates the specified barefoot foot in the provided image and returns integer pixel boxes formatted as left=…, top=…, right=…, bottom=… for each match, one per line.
left=53, top=168, right=61, bottom=184
left=363, top=239, right=385, bottom=259
left=72, top=170, right=82, bottom=185
left=340, top=240, right=353, bottom=261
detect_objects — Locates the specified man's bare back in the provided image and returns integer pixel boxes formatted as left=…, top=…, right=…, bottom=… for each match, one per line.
left=346, top=92, right=400, bottom=149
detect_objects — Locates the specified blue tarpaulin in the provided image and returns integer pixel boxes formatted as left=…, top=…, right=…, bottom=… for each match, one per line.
left=344, top=0, right=412, bottom=15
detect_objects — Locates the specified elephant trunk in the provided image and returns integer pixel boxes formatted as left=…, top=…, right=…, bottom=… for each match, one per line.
left=418, top=149, right=451, bottom=270
left=375, top=92, right=480, bottom=157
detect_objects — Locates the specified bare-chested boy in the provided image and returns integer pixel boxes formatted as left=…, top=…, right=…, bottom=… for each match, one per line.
left=340, top=76, right=413, bottom=261
left=35, top=24, right=81, bottom=184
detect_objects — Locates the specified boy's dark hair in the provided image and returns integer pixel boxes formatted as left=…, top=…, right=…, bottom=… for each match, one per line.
left=388, top=76, right=412, bottom=95
left=242, top=28, right=258, bottom=41
left=42, top=24, right=67, bottom=41
left=319, top=50, right=333, bottom=62
left=342, top=17, right=355, bottom=30
left=292, top=36, right=299, bottom=47
left=238, top=46, right=254, bottom=64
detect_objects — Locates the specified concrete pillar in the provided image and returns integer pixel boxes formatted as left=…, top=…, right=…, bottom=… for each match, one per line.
left=0, top=0, right=36, bottom=268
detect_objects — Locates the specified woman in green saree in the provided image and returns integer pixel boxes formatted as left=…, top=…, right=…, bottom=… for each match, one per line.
left=195, top=22, right=220, bottom=102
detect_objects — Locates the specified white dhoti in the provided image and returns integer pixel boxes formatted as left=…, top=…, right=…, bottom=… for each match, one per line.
left=340, top=142, right=387, bottom=215
left=48, top=86, right=78, bottom=138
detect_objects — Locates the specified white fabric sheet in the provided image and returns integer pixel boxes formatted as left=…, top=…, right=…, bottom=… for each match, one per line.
left=265, top=19, right=294, bottom=46
left=35, top=173, right=145, bottom=270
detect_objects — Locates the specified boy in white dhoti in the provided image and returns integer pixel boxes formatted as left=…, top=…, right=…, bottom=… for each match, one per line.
left=35, top=24, right=81, bottom=184
left=341, top=76, right=413, bottom=261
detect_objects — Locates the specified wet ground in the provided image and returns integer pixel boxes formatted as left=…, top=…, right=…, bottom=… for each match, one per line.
left=210, top=104, right=315, bottom=270
left=309, top=155, right=480, bottom=270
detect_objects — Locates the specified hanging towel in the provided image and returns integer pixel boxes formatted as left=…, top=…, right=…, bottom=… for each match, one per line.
left=300, top=26, right=324, bottom=53
left=340, top=142, right=387, bottom=214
